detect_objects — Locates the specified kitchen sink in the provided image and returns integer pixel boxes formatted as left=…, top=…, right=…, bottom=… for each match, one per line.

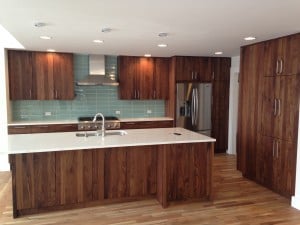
left=76, top=130, right=127, bottom=137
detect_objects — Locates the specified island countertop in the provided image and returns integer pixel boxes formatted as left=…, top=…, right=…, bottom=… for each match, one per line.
left=6, top=127, right=215, bottom=154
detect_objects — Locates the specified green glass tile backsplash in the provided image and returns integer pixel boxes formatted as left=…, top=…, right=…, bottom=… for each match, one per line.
left=12, top=54, right=165, bottom=121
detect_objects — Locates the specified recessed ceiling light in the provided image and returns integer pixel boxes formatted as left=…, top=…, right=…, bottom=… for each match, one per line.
left=101, top=27, right=112, bottom=33
left=158, top=43, right=167, bottom=48
left=144, top=54, right=151, bottom=57
left=34, top=22, right=47, bottom=28
left=47, top=49, right=56, bottom=52
left=244, top=36, right=256, bottom=41
left=158, top=32, right=168, bottom=37
left=214, top=51, right=223, bottom=55
left=40, top=36, right=52, bottom=40
left=93, top=39, right=104, bottom=43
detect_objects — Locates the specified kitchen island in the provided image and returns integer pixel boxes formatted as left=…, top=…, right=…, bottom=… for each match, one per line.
left=6, top=127, right=215, bottom=218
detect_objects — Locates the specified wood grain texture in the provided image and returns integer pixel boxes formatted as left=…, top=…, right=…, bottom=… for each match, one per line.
left=120, top=120, right=173, bottom=129
left=153, top=57, right=170, bottom=99
left=3, top=154, right=300, bottom=225
left=8, top=50, right=35, bottom=100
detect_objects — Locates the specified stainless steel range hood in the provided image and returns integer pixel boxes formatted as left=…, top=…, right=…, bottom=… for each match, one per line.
left=76, top=55, right=119, bottom=86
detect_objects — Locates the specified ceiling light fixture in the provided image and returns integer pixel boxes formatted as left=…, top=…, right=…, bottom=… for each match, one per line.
left=93, top=39, right=104, bottom=43
left=144, top=54, right=151, bottom=57
left=214, top=51, right=223, bottom=55
left=47, top=49, right=56, bottom=52
left=244, top=36, right=256, bottom=41
left=158, top=32, right=168, bottom=37
left=34, top=22, right=47, bottom=28
left=101, top=27, right=112, bottom=33
left=158, top=43, right=167, bottom=48
left=40, top=36, right=52, bottom=40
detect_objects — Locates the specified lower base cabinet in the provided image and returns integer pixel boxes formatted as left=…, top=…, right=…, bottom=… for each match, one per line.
left=9, top=142, right=213, bottom=217
left=256, top=135, right=296, bottom=198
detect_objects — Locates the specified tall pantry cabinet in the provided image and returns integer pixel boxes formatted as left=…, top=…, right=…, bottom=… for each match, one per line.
left=238, top=33, right=300, bottom=198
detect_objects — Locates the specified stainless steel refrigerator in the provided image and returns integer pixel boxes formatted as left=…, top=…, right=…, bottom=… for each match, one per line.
left=176, top=82, right=212, bottom=136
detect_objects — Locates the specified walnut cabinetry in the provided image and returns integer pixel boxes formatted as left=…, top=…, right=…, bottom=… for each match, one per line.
left=120, top=120, right=173, bottom=129
left=8, top=50, right=74, bottom=100
left=211, top=58, right=231, bottom=153
left=238, top=33, right=300, bottom=197
left=9, top=142, right=213, bottom=217
left=174, top=56, right=213, bottom=82
left=118, top=56, right=169, bottom=100
left=8, top=124, right=78, bottom=134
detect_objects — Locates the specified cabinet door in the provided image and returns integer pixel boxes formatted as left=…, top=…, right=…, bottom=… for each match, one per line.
left=175, top=56, right=189, bottom=82
left=281, top=34, right=300, bottom=76
left=256, top=135, right=273, bottom=188
left=8, top=50, right=35, bottom=100
left=277, top=75, right=299, bottom=141
left=194, top=57, right=213, bottom=82
left=263, top=39, right=281, bottom=76
left=212, top=58, right=231, bottom=81
left=137, top=57, right=154, bottom=99
left=274, top=139, right=295, bottom=197
left=53, top=53, right=74, bottom=100
left=33, top=52, right=54, bottom=100
left=118, top=56, right=138, bottom=99
left=153, top=57, right=169, bottom=99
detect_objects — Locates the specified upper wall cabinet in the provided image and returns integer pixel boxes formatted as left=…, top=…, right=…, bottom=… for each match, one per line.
left=118, top=56, right=169, bottom=100
left=8, top=50, right=74, bottom=100
left=263, top=34, right=300, bottom=76
left=174, top=56, right=212, bottom=82
left=8, top=51, right=36, bottom=100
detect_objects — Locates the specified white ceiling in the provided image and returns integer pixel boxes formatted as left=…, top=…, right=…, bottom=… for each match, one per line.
left=0, top=0, right=300, bottom=57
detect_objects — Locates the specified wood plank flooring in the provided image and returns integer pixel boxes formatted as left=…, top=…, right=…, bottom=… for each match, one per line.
left=1, top=154, right=300, bottom=224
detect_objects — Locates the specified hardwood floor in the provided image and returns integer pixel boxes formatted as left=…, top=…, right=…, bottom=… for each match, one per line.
left=1, top=154, right=300, bottom=224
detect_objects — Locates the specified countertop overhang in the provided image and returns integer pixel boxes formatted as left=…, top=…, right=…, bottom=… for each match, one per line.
left=6, top=127, right=215, bottom=154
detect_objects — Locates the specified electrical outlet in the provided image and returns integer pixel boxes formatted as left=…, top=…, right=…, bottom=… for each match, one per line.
left=115, top=110, right=121, bottom=115
left=147, top=109, right=152, bottom=114
left=44, top=112, right=52, bottom=116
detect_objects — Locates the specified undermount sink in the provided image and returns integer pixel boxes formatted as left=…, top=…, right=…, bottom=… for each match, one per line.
left=76, top=130, right=127, bottom=137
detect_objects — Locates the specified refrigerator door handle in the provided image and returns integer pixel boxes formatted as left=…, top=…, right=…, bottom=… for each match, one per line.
left=191, top=88, right=195, bottom=126
left=195, top=88, right=199, bottom=126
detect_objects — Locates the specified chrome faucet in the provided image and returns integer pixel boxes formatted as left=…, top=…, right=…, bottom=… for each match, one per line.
left=93, top=113, right=105, bottom=138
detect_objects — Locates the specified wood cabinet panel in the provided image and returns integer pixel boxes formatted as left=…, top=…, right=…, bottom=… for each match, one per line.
left=118, top=56, right=169, bottom=100
left=34, top=52, right=54, bottom=99
left=126, top=146, right=157, bottom=197
left=263, top=34, right=300, bottom=76
left=8, top=50, right=74, bottom=100
left=175, top=56, right=212, bottom=82
left=157, top=143, right=212, bottom=206
left=137, top=57, right=154, bottom=99
left=121, top=120, right=173, bottom=129
left=153, top=57, right=169, bottom=99
left=8, top=124, right=78, bottom=134
left=237, top=42, right=264, bottom=173
left=8, top=50, right=35, bottom=100
left=10, top=153, right=56, bottom=211
left=53, top=53, right=74, bottom=100
left=104, top=148, right=127, bottom=199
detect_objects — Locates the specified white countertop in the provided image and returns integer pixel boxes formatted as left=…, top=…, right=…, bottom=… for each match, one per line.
left=5, top=127, right=215, bottom=154
left=8, top=117, right=173, bottom=126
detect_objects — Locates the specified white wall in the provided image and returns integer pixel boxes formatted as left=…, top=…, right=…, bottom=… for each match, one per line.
left=0, top=47, right=9, bottom=171
left=292, top=107, right=300, bottom=210
left=227, top=56, right=240, bottom=155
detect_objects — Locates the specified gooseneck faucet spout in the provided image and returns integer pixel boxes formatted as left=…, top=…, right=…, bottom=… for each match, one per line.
left=93, top=113, right=105, bottom=138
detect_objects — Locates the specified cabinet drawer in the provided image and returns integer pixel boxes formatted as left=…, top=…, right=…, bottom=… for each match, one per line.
left=8, top=126, right=32, bottom=134
left=8, top=124, right=78, bottom=134
left=121, top=120, right=173, bottom=129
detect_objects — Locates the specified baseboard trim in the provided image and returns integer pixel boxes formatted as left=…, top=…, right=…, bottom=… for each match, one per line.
left=292, top=195, right=300, bottom=210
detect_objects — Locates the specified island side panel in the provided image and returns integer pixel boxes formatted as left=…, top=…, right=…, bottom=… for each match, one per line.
left=157, top=142, right=213, bottom=207
left=207, top=142, right=214, bottom=200
left=126, top=146, right=157, bottom=197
